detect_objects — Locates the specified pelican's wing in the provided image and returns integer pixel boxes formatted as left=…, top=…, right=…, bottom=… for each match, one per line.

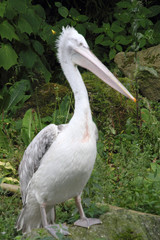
left=19, top=123, right=66, bottom=204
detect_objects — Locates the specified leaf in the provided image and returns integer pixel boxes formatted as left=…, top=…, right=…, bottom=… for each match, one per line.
left=0, top=86, right=10, bottom=112
left=17, top=16, right=33, bottom=35
left=114, top=12, right=131, bottom=23
left=0, top=20, right=19, bottom=41
left=32, top=40, right=44, bottom=55
left=40, top=23, right=55, bottom=46
left=77, top=15, right=88, bottom=22
left=148, top=5, right=160, bottom=18
left=0, top=130, right=9, bottom=150
left=76, top=24, right=86, bottom=36
left=58, top=6, right=68, bottom=18
left=69, top=7, right=80, bottom=17
left=139, top=38, right=146, bottom=48
left=0, top=161, right=16, bottom=174
left=2, top=177, right=19, bottom=184
left=23, top=8, right=42, bottom=34
left=115, top=35, right=131, bottom=45
left=7, top=0, right=27, bottom=13
left=116, top=1, right=131, bottom=8
left=21, top=109, right=40, bottom=146
left=111, top=22, right=123, bottom=33
left=6, top=80, right=30, bottom=113
left=32, top=4, right=46, bottom=19
left=0, top=1, right=6, bottom=17
left=109, top=48, right=116, bottom=60
left=35, top=56, right=51, bottom=82
left=0, top=44, right=18, bottom=70
left=100, top=40, right=114, bottom=47
left=19, top=49, right=38, bottom=68
left=93, top=28, right=104, bottom=34
left=116, top=44, right=122, bottom=52
left=55, top=2, right=62, bottom=8
left=107, top=30, right=113, bottom=40
left=95, top=34, right=104, bottom=45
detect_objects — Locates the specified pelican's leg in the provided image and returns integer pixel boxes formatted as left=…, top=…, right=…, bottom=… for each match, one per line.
left=74, top=194, right=102, bottom=228
left=40, top=204, right=69, bottom=239
left=50, top=207, right=56, bottom=224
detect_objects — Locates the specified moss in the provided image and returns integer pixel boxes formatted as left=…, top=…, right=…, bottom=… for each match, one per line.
left=82, top=72, right=136, bottom=134
left=18, top=83, right=70, bottom=118
left=114, top=228, right=143, bottom=240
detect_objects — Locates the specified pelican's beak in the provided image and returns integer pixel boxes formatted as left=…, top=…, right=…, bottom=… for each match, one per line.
left=72, top=46, right=136, bottom=102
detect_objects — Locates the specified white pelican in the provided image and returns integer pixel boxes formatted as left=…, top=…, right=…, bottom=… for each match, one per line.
left=16, top=26, right=136, bottom=238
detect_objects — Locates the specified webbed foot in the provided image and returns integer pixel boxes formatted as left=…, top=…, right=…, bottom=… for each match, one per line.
left=74, top=217, right=102, bottom=228
left=45, top=224, right=70, bottom=239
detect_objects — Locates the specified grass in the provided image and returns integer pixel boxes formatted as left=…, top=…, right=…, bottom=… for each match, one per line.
left=0, top=190, right=22, bottom=240
left=0, top=86, right=160, bottom=239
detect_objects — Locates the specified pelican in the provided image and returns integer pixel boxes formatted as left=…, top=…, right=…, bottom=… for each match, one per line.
left=16, top=26, right=136, bottom=238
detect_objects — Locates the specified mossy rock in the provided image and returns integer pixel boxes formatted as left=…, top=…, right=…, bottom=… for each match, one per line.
left=18, top=82, right=70, bottom=118
left=82, top=72, right=136, bottom=133
left=114, top=44, right=160, bottom=101
left=20, top=72, right=136, bottom=134
left=19, top=205, right=160, bottom=240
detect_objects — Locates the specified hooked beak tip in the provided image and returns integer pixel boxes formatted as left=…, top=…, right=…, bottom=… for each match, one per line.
left=133, top=97, right=136, bottom=103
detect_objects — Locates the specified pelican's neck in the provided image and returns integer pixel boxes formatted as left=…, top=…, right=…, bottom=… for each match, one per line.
left=61, top=61, right=92, bottom=118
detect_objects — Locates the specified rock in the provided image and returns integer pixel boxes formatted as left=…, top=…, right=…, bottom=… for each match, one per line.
left=20, top=205, right=160, bottom=240
left=114, top=45, right=160, bottom=101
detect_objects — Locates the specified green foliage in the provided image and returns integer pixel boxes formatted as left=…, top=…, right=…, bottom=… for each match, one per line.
left=21, top=109, right=42, bottom=146
left=0, top=80, right=31, bottom=117
left=52, top=0, right=160, bottom=64
left=0, top=0, right=53, bottom=85
left=0, top=191, right=21, bottom=240
left=1, top=1, right=160, bottom=239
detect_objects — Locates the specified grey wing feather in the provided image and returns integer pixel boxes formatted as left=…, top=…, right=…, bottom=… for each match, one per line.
left=19, top=123, right=66, bottom=204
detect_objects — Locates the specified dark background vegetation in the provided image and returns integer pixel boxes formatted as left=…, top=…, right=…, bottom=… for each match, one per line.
left=0, top=0, right=160, bottom=239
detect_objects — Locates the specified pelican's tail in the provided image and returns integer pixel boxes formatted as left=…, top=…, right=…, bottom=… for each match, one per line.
left=16, top=203, right=54, bottom=234
left=16, top=203, right=42, bottom=233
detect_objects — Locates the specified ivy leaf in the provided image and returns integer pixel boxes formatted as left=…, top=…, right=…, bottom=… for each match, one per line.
left=0, top=1, right=6, bottom=17
left=0, top=44, right=18, bottom=70
left=109, top=48, right=116, bottom=60
left=18, top=16, right=33, bottom=35
left=0, top=20, right=19, bottom=41
left=58, top=6, right=68, bottom=18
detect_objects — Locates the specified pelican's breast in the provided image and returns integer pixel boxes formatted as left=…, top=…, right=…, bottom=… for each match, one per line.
left=30, top=122, right=97, bottom=205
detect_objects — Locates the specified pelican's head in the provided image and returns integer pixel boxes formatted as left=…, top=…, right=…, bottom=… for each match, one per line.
left=56, top=26, right=136, bottom=102
left=56, top=26, right=89, bottom=63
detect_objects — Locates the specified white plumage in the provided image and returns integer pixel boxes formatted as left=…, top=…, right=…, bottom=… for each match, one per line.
left=16, top=26, right=135, bottom=238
